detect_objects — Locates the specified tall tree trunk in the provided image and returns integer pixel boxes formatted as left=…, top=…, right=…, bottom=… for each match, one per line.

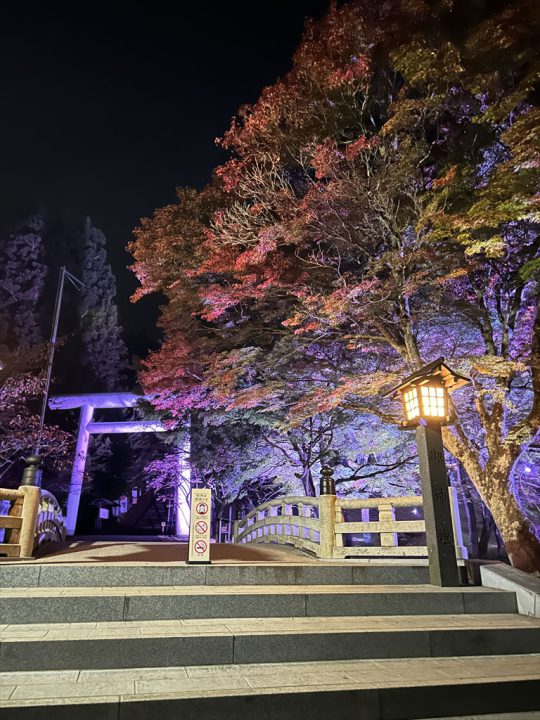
left=444, top=429, right=540, bottom=573
left=487, top=485, right=540, bottom=573
left=301, top=467, right=316, bottom=497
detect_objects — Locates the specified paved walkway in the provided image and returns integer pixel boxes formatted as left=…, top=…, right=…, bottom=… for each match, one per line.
left=1, top=654, right=538, bottom=705
left=32, top=541, right=324, bottom=564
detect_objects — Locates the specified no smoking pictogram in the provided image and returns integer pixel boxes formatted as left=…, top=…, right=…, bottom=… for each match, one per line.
left=195, top=539, right=207, bottom=554
left=188, top=488, right=211, bottom=564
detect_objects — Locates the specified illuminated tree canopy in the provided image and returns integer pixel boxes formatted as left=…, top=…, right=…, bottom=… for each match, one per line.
left=130, top=0, right=540, bottom=570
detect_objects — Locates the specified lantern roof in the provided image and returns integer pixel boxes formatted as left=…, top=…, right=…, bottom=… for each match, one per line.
left=383, top=357, right=469, bottom=398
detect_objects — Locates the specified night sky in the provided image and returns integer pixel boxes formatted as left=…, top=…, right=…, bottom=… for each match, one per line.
left=0, top=1, right=330, bottom=354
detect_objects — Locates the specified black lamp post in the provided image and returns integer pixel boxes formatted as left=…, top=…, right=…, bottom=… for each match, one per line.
left=384, top=357, right=469, bottom=587
left=20, top=456, right=42, bottom=487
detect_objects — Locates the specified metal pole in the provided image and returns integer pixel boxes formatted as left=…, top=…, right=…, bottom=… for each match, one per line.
left=34, top=267, right=83, bottom=456
left=34, top=266, right=66, bottom=455
left=415, top=424, right=461, bottom=587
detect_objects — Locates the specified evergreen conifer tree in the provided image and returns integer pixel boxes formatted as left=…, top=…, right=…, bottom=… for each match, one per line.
left=0, top=214, right=47, bottom=350
left=78, top=217, right=129, bottom=391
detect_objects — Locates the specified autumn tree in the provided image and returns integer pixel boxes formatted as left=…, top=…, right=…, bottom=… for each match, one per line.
left=130, top=1, right=539, bottom=570
left=0, top=346, right=72, bottom=485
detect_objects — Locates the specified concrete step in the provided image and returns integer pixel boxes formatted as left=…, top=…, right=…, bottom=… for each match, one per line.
left=2, top=614, right=538, bottom=671
left=1, top=655, right=539, bottom=719
left=0, top=584, right=518, bottom=624
left=0, top=561, right=430, bottom=587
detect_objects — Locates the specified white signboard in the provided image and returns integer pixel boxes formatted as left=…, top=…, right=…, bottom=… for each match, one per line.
left=188, top=488, right=212, bottom=564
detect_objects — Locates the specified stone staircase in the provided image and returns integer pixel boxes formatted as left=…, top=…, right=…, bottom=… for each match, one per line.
left=0, top=562, right=539, bottom=719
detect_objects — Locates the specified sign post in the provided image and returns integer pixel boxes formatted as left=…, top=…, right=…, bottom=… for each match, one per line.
left=187, top=488, right=212, bottom=564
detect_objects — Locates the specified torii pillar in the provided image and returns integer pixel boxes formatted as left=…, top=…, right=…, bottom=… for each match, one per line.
left=49, top=393, right=190, bottom=536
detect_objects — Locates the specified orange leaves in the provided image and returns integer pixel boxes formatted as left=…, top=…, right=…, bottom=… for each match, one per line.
left=215, top=159, right=246, bottom=193
left=432, top=166, right=458, bottom=190
left=233, top=229, right=279, bottom=271
left=312, top=138, right=342, bottom=180
left=345, top=134, right=377, bottom=160
left=328, top=55, right=371, bottom=90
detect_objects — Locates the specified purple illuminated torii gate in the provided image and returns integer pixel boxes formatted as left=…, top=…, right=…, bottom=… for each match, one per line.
left=49, top=392, right=191, bottom=537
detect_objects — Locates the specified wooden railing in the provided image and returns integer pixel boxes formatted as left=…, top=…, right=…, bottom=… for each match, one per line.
left=0, top=486, right=66, bottom=559
left=234, top=488, right=467, bottom=561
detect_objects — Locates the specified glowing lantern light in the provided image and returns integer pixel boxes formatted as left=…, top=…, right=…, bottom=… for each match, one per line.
left=386, top=357, right=469, bottom=428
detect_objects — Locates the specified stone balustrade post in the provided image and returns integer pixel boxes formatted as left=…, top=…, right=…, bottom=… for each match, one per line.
left=334, top=502, right=344, bottom=548
left=319, top=467, right=336, bottom=559
left=282, top=503, right=292, bottom=536
left=301, top=504, right=311, bottom=540
left=269, top=505, right=279, bottom=538
left=379, top=503, right=398, bottom=547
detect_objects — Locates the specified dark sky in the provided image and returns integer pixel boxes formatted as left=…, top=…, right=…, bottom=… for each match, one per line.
left=0, top=1, right=330, bottom=354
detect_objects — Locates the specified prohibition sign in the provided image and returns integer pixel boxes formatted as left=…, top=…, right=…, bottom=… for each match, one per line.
left=195, top=520, right=208, bottom=534
left=196, top=502, right=209, bottom=515
left=195, top=539, right=207, bottom=554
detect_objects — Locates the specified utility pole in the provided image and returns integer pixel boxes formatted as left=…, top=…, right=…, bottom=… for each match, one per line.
left=34, top=266, right=83, bottom=456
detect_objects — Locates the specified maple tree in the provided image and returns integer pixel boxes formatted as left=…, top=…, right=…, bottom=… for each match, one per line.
left=0, top=347, right=73, bottom=486
left=130, top=1, right=540, bottom=570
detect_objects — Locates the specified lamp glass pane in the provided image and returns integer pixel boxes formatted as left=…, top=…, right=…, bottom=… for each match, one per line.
left=403, top=388, right=420, bottom=420
left=420, top=385, right=445, bottom=417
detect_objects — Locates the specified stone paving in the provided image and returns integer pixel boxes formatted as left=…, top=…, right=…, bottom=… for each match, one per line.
left=1, top=654, right=539, bottom=705
left=0, top=582, right=477, bottom=596
left=2, top=547, right=538, bottom=717
left=29, top=540, right=328, bottom=563
left=1, top=613, right=538, bottom=641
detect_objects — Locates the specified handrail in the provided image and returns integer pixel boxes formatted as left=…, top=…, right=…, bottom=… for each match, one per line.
left=246, top=496, right=320, bottom=514
left=338, top=496, right=423, bottom=509
left=234, top=490, right=467, bottom=562
left=0, top=488, right=24, bottom=501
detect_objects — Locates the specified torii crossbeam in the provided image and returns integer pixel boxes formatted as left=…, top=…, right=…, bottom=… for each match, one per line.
left=49, top=393, right=190, bottom=536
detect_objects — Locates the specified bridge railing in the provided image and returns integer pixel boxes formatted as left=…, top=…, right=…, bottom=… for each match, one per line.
left=234, top=488, right=467, bottom=561
left=234, top=496, right=320, bottom=555
left=35, top=490, right=67, bottom=548
left=0, top=485, right=66, bottom=559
